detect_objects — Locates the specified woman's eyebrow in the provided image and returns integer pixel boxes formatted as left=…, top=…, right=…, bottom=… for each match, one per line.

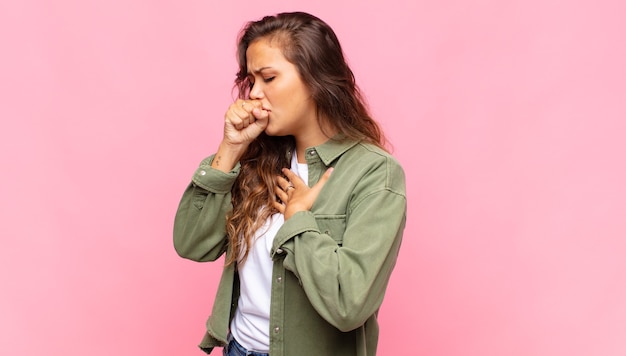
left=248, top=66, right=273, bottom=74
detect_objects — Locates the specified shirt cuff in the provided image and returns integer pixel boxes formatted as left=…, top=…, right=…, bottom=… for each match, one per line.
left=272, top=211, right=319, bottom=256
left=191, top=155, right=241, bottom=193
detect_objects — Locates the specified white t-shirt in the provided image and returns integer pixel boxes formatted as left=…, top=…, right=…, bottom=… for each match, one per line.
left=231, top=154, right=308, bottom=352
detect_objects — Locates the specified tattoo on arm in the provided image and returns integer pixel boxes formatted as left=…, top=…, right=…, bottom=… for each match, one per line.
left=214, top=155, right=221, bottom=167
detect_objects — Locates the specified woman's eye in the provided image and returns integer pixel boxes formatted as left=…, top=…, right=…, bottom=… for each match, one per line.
left=263, top=76, right=275, bottom=83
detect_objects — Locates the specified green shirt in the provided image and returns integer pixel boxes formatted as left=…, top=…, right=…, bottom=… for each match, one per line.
left=173, top=138, right=407, bottom=355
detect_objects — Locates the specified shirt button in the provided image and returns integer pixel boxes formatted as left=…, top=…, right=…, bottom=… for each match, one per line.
left=277, top=277, right=282, bottom=283
left=199, top=170, right=206, bottom=176
left=308, top=150, right=316, bottom=156
left=275, top=248, right=284, bottom=254
left=274, top=327, right=280, bottom=333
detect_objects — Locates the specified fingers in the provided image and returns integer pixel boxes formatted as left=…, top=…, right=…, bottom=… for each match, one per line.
left=241, top=99, right=264, bottom=116
left=276, top=175, right=290, bottom=190
left=276, top=167, right=334, bottom=219
left=227, top=100, right=265, bottom=130
left=235, top=100, right=253, bottom=130
left=316, top=167, right=334, bottom=188
left=251, top=107, right=269, bottom=131
left=252, top=106, right=269, bottom=120
left=274, top=173, right=298, bottom=208
left=274, top=184, right=288, bottom=205
left=307, top=167, right=333, bottom=198
left=281, top=168, right=305, bottom=188
left=274, top=175, right=293, bottom=202
left=272, top=200, right=285, bottom=214
left=252, top=105, right=269, bottom=120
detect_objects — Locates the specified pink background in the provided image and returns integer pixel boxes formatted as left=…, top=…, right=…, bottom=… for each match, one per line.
left=1, top=0, right=625, bottom=355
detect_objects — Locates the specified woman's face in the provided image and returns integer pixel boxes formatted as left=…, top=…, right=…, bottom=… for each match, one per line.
left=246, top=38, right=318, bottom=138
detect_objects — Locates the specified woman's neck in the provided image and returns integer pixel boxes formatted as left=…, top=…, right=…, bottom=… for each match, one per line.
left=294, top=129, right=336, bottom=163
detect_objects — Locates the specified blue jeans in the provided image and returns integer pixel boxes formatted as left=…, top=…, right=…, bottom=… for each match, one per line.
left=223, top=334, right=269, bottom=356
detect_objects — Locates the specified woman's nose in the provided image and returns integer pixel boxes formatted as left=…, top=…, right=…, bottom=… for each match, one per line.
left=249, top=82, right=263, bottom=100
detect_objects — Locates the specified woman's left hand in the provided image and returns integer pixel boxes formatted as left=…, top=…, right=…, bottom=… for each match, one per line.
left=273, top=167, right=333, bottom=220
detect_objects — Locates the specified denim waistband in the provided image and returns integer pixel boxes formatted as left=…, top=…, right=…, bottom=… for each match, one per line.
left=225, top=334, right=269, bottom=356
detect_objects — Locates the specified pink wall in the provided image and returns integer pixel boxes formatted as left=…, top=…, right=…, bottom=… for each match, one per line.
left=1, top=0, right=625, bottom=355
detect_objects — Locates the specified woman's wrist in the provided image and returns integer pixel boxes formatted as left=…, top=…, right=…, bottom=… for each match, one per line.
left=211, top=141, right=247, bottom=172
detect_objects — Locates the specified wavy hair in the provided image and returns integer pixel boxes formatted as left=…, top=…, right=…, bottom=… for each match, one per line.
left=225, top=11, right=386, bottom=266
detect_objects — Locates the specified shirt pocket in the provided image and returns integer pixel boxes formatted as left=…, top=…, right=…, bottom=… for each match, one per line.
left=315, top=215, right=347, bottom=246
left=192, top=192, right=206, bottom=210
left=191, top=184, right=209, bottom=210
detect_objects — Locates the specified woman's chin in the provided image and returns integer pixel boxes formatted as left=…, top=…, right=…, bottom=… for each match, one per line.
left=263, top=126, right=281, bottom=137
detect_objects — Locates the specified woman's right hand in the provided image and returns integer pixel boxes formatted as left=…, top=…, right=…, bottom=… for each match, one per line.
left=223, top=99, right=269, bottom=147
left=211, top=99, right=269, bottom=172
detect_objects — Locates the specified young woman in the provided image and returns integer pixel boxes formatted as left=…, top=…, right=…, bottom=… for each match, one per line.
left=174, top=11, right=407, bottom=356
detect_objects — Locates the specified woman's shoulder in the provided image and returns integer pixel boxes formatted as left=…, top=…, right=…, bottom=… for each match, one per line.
left=351, top=141, right=404, bottom=169
left=339, top=141, right=406, bottom=193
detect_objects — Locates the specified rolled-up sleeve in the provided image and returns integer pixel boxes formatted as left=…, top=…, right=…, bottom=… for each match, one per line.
left=173, top=155, right=240, bottom=262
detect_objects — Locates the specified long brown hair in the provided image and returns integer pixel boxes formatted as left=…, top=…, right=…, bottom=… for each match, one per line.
left=225, top=12, right=386, bottom=265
